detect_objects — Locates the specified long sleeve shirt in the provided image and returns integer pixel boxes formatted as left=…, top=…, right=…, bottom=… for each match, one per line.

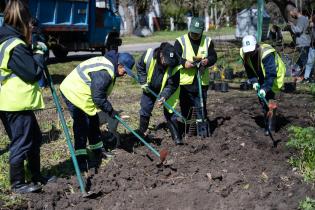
left=137, top=49, right=180, bottom=100
left=89, top=51, right=118, bottom=114
left=244, top=51, right=277, bottom=92
left=174, top=34, right=217, bottom=92
left=0, top=24, right=43, bottom=83
left=290, top=15, right=311, bottom=47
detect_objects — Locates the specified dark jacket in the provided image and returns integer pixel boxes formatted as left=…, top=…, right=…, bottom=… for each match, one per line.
left=0, top=24, right=43, bottom=83
left=244, top=49, right=277, bottom=92
left=136, top=47, right=180, bottom=100
left=88, top=50, right=118, bottom=114
left=174, top=34, right=217, bottom=92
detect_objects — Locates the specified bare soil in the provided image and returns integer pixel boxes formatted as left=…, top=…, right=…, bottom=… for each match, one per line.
left=19, top=89, right=315, bottom=209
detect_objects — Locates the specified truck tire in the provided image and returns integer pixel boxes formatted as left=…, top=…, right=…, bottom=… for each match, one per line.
left=52, top=45, right=68, bottom=59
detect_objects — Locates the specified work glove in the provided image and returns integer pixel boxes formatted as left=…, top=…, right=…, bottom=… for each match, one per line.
left=156, top=97, right=165, bottom=108
left=141, top=83, right=149, bottom=93
left=258, top=89, right=266, bottom=98
left=36, top=42, right=48, bottom=52
left=253, top=83, right=260, bottom=91
left=109, top=109, right=119, bottom=119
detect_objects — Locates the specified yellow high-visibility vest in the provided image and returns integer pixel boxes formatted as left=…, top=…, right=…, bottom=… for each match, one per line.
left=0, top=38, right=44, bottom=111
left=176, top=34, right=212, bottom=85
left=60, top=56, right=115, bottom=116
left=240, top=43, right=286, bottom=92
left=144, top=48, right=180, bottom=113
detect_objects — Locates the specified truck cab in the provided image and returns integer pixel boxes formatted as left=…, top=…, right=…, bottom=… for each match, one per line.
left=27, top=0, right=121, bottom=59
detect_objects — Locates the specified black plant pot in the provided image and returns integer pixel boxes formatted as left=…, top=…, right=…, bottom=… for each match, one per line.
left=283, top=82, right=296, bottom=93
left=214, top=72, right=221, bottom=80
left=240, top=82, right=252, bottom=91
left=213, top=82, right=222, bottom=91
left=221, top=82, right=229, bottom=92
left=224, top=68, right=234, bottom=80
left=210, top=72, right=216, bottom=80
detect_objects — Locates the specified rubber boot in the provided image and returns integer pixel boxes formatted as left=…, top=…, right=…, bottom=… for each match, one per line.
left=27, top=153, right=57, bottom=185
left=139, top=115, right=150, bottom=135
left=167, top=120, right=184, bottom=145
left=10, top=162, right=42, bottom=194
left=89, top=148, right=114, bottom=168
left=76, top=155, right=88, bottom=172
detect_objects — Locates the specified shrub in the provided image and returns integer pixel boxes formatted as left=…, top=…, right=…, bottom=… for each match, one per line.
left=287, top=126, right=315, bottom=181
left=299, top=197, right=315, bottom=210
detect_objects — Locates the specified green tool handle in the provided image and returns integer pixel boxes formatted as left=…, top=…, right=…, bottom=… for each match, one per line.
left=128, top=73, right=186, bottom=123
left=256, top=86, right=269, bottom=106
left=114, top=115, right=160, bottom=158
left=43, top=68, right=86, bottom=194
left=196, top=69, right=205, bottom=120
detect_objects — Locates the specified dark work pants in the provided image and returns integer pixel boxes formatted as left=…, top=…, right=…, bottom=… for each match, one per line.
left=62, top=95, right=102, bottom=153
left=179, top=85, right=209, bottom=120
left=296, top=46, right=310, bottom=72
left=139, top=91, right=176, bottom=122
left=0, top=111, right=42, bottom=165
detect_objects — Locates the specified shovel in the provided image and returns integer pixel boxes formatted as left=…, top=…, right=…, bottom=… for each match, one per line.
left=98, top=111, right=121, bottom=148
left=257, top=89, right=280, bottom=147
left=43, top=67, right=94, bottom=197
left=193, top=56, right=210, bottom=138
left=127, top=72, right=187, bottom=124
left=114, top=115, right=168, bottom=163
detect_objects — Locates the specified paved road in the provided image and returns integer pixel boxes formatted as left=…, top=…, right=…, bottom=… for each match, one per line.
left=49, top=34, right=236, bottom=58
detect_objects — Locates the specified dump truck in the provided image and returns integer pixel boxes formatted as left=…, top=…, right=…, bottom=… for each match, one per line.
left=28, top=0, right=122, bottom=58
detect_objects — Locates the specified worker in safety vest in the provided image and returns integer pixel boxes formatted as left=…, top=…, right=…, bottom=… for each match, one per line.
left=60, top=51, right=135, bottom=171
left=174, top=17, right=217, bottom=133
left=240, top=35, right=286, bottom=135
left=137, top=42, right=183, bottom=145
left=0, top=0, right=55, bottom=194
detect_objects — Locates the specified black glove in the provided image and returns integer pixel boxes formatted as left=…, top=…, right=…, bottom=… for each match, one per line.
left=109, top=109, right=119, bottom=119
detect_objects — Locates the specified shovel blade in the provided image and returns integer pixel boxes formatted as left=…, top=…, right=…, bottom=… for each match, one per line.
left=159, top=149, right=168, bottom=163
left=197, top=121, right=210, bottom=138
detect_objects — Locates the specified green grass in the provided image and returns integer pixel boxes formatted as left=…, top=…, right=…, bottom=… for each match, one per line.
left=299, top=197, right=315, bottom=210
left=122, top=27, right=235, bottom=44
left=0, top=136, right=24, bottom=208
left=287, top=126, right=315, bottom=182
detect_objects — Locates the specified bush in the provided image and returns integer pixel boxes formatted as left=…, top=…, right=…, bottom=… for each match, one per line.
left=287, top=126, right=315, bottom=181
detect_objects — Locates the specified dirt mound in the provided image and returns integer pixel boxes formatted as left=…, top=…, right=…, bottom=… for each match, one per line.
left=25, top=90, right=315, bottom=209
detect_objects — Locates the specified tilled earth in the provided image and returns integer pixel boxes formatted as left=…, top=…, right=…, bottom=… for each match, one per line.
left=22, top=89, right=315, bottom=209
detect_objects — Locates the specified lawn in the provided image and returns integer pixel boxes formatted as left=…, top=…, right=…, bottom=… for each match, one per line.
left=122, top=26, right=235, bottom=44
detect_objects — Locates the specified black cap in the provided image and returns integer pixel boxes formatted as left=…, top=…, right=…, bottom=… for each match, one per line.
left=161, top=43, right=178, bottom=67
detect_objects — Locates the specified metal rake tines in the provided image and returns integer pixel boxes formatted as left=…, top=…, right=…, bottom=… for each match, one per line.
left=187, top=107, right=200, bottom=136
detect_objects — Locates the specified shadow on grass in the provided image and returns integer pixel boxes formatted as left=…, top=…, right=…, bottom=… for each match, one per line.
left=110, top=133, right=163, bottom=153
left=41, top=158, right=76, bottom=178
left=42, top=125, right=62, bottom=144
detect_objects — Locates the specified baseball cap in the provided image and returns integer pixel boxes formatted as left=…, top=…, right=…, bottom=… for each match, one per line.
left=242, top=35, right=257, bottom=53
left=118, top=53, right=135, bottom=76
left=161, top=43, right=178, bottom=67
left=189, top=17, right=205, bottom=34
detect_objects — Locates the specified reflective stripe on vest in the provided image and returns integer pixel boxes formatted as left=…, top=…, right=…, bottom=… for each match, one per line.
left=176, top=34, right=211, bottom=85
left=240, top=44, right=286, bottom=92
left=143, top=49, right=180, bottom=113
left=60, top=56, right=115, bottom=116
left=0, top=37, right=45, bottom=111
left=76, top=63, right=115, bottom=88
